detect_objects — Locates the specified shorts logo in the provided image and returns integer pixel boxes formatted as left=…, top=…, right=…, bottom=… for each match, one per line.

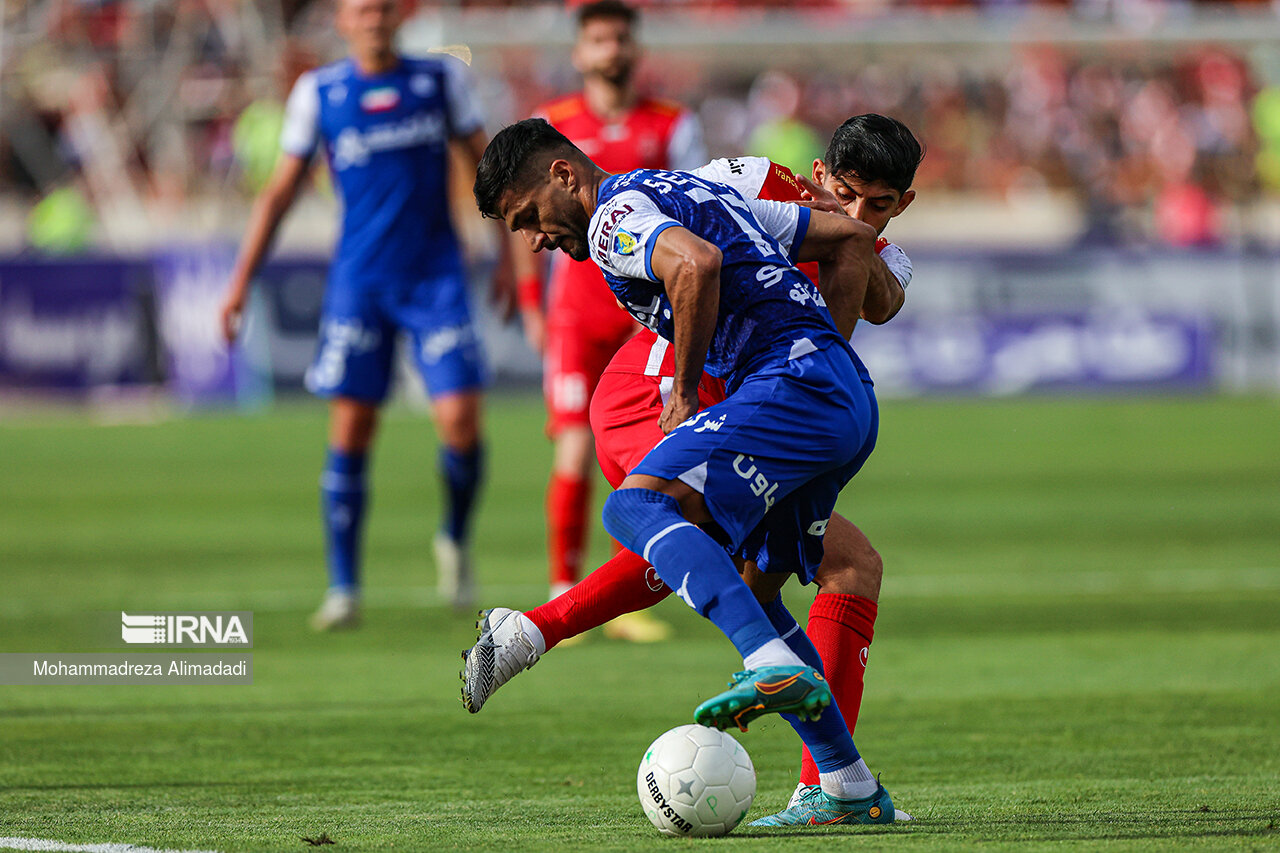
left=732, top=453, right=779, bottom=510
left=614, top=229, right=640, bottom=256
left=806, top=519, right=828, bottom=537
left=421, top=323, right=475, bottom=364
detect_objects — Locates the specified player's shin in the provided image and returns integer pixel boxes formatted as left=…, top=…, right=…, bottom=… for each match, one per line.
left=601, top=488, right=791, bottom=663
left=440, top=443, right=483, bottom=545
left=525, top=548, right=669, bottom=650
left=321, top=448, right=368, bottom=591
left=762, top=596, right=876, bottom=800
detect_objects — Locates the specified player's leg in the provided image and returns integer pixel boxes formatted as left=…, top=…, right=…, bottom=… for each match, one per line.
left=797, top=512, right=882, bottom=788
left=305, top=298, right=396, bottom=631
left=399, top=268, right=489, bottom=610
left=313, top=394, right=380, bottom=630
left=462, top=370, right=672, bottom=713
left=431, top=389, right=484, bottom=609
left=730, top=473, right=892, bottom=826
left=543, top=324, right=595, bottom=598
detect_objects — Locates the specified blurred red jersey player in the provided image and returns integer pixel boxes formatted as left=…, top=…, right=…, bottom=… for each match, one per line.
left=518, top=1, right=706, bottom=610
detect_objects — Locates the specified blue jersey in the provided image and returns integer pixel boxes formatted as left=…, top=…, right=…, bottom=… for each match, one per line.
left=281, top=54, right=484, bottom=290
left=586, top=169, right=846, bottom=390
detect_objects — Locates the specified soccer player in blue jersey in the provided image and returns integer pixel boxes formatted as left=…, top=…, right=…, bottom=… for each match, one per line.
left=219, top=0, right=512, bottom=629
left=474, top=118, right=897, bottom=826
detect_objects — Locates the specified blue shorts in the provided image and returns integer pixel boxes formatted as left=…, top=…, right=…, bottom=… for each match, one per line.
left=631, top=340, right=877, bottom=583
left=305, top=262, right=486, bottom=404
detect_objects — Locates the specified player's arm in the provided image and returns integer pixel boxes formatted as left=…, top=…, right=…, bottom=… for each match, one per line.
left=648, top=227, right=723, bottom=434
left=795, top=174, right=904, bottom=326
left=220, top=152, right=310, bottom=343
left=791, top=210, right=878, bottom=340
left=452, top=128, right=518, bottom=319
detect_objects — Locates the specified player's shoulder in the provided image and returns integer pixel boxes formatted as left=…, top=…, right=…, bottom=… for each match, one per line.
left=400, top=52, right=464, bottom=75
left=692, top=156, right=776, bottom=198
left=312, top=58, right=355, bottom=87
left=538, top=93, right=588, bottom=125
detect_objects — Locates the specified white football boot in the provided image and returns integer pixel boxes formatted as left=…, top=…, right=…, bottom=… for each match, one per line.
left=435, top=531, right=475, bottom=611
left=460, top=607, right=542, bottom=713
left=309, top=588, right=360, bottom=631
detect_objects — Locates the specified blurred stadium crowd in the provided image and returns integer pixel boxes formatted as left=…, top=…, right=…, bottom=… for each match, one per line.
left=4, top=0, right=1280, bottom=253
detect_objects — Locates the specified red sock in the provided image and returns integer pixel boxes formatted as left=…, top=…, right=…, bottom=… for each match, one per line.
left=547, top=472, right=589, bottom=587
left=800, top=592, right=878, bottom=786
left=525, top=549, right=670, bottom=649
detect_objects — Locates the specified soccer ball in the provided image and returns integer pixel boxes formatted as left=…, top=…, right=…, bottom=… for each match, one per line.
left=636, top=724, right=756, bottom=837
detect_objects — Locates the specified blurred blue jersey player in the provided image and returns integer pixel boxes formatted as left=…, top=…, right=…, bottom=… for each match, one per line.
left=220, top=0, right=513, bottom=629
left=474, top=118, right=897, bottom=828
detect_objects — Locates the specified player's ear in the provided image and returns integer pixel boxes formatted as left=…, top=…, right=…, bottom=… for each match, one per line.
left=892, top=189, right=916, bottom=218
left=811, top=159, right=826, bottom=184
left=549, top=158, right=577, bottom=191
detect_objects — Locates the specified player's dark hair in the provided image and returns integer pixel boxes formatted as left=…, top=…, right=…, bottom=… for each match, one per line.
left=824, top=114, right=924, bottom=195
left=576, top=0, right=637, bottom=29
left=474, top=118, right=580, bottom=219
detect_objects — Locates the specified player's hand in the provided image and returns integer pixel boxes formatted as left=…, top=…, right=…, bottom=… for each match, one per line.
left=659, top=389, right=700, bottom=435
left=219, top=290, right=247, bottom=344
left=520, top=306, right=546, bottom=354
left=489, top=258, right=518, bottom=321
left=794, top=174, right=844, bottom=215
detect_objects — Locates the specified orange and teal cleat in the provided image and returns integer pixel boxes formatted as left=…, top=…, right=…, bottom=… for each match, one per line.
left=693, top=665, right=831, bottom=732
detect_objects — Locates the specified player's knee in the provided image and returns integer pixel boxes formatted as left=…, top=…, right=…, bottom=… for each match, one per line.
left=602, top=488, right=674, bottom=550
left=816, top=531, right=883, bottom=600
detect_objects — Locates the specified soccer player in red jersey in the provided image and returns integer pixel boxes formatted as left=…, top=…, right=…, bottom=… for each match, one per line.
left=464, top=116, right=921, bottom=811
left=519, top=1, right=706, bottom=615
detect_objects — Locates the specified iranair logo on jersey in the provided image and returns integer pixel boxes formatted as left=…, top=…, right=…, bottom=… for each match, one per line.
left=361, top=86, right=401, bottom=113
left=121, top=612, right=251, bottom=647
left=614, top=229, right=640, bottom=256
left=331, top=114, right=446, bottom=170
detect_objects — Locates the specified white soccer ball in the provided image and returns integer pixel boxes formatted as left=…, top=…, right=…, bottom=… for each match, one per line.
left=636, top=724, right=756, bottom=837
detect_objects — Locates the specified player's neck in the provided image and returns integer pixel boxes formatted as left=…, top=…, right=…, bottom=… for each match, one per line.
left=352, top=48, right=399, bottom=77
left=582, top=77, right=637, bottom=122
left=580, top=166, right=611, bottom=218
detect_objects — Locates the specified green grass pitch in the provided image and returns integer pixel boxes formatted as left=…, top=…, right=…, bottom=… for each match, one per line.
left=0, top=394, right=1277, bottom=851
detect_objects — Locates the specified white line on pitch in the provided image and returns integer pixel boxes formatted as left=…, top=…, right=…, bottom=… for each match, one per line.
left=0, top=838, right=219, bottom=853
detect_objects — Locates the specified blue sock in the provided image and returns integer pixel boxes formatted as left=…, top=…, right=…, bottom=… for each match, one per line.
left=762, top=595, right=861, bottom=772
left=440, top=443, right=483, bottom=544
left=321, top=448, right=367, bottom=593
left=602, top=488, right=777, bottom=658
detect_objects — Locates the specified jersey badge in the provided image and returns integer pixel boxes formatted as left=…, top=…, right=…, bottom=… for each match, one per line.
left=361, top=87, right=401, bottom=113
left=614, top=229, right=640, bottom=256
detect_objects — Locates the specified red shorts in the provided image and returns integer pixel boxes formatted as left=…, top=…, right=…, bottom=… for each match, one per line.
left=589, top=370, right=727, bottom=489
left=543, top=321, right=636, bottom=436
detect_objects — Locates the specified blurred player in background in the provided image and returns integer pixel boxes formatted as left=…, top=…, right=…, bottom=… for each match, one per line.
left=520, top=1, right=706, bottom=636
left=218, top=0, right=513, bottom=629
left=465, top=115, right=921, bottom=821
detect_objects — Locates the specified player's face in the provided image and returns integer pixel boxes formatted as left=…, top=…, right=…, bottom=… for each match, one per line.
left=337, top=0, right=399, bottom=58
left=573, top=16, right=638, bottom=88
left=498, top=174, right=592, bottom=262
left=813, top=160, right=915, bottom=235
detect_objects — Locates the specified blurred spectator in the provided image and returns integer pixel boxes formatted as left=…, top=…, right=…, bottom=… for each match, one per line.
left=0, top=1, right=1268, bottom=248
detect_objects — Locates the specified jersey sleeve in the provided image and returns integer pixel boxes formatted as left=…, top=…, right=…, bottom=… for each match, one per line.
left=441, top=57, right=484, bottom=138
left=744, top=198, right=811, bottom=264
left=589, top=190, right=682, bottom=283
left=757, top=161, right=805, bottom=202
left=877, top=240, right=912, bottom=289
left=665, top=111, right=708, bottom=172
left=280, top=71, right=321, bottom=159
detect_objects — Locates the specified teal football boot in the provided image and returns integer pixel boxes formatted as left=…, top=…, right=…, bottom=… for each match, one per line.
left=693, top=665, right=831, bottom=732
left=749, top=781, right=896, bottom=827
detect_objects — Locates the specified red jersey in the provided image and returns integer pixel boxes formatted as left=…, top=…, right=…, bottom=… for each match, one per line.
left=603, top=157, right=911, bottom=380
left=531, top=93, right=705, bottom=336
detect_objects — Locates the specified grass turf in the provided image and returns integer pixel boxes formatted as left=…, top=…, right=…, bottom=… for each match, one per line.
left=0, top=394, right=1277, bottom=851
